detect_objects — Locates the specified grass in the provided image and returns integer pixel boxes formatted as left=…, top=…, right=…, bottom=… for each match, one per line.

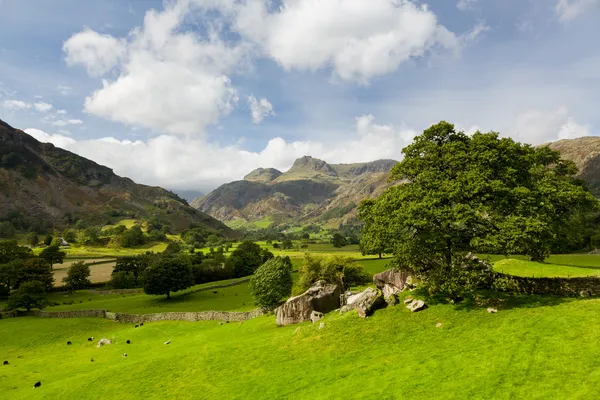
left=100, top=219, right=139, bottom=231
left=494, top=259, right=600, bottom=277
left=3, top=293, right=600, bottom=399
left=225, top=216, right=273, bottom=230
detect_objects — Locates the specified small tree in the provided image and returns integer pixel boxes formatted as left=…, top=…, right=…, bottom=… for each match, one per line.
left=143, top=258, right=194, bottom=299
left=250, top=257, right=293, bottom=308
left=39, top=245, right=66, bottom=269
left=7, top=281, right=47, bottom=311
left=331, top=233, right=347, bottom=248
left=26, top=232, right=39, bottom=247
left=163, top=242, right=182, bottom=255
left=111, top=271, right=137, bottom=289
left=63, top=261, right=91, bottom=290
left=281, top=238, right=293, bottom=250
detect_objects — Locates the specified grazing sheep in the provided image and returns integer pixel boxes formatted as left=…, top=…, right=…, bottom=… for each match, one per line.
left=67, top=341, right=72, bottom=345
left=164, top=340, right=171, bottom=345
left=3, top=361, right=8, bottom=365
left=126, top=340, right=131, bottom=344
left=135, top=325, right=139, bottom=328
left=122, top=353, right=127, bottom=357
left=91, top=358, right=94, bottom=362
left=140, top=323, right=144, bottom=326
left=33, top=381, right=41, bottom=389
left=87, top=338, right=92, bottom=341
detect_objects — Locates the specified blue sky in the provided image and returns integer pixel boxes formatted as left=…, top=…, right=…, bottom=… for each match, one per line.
left=0, top=0, right=599, bottom=192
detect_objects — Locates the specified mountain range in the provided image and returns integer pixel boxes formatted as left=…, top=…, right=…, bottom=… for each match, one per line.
left=0, top=119, right=231, bottom=235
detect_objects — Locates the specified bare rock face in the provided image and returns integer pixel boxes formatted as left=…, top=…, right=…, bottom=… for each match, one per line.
left=96, top=338, right=111, bottom=348
left=275, top=281, right=341, bottom=326
left=373, top=269, right=411, bottom=291
left=344, top=287, right=385, bottom=318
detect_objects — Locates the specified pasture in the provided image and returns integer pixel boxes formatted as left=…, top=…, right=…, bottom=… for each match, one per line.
left=3, top=293, right=600, bottom=399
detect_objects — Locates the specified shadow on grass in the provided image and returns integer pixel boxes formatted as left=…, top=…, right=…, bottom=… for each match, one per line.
left=417, top=288, right=578, bottom=313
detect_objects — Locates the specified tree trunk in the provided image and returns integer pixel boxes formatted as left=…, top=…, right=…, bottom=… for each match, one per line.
left=378, top=253, right=382, bottom=259
left=166, top=291, right=171, bottom=300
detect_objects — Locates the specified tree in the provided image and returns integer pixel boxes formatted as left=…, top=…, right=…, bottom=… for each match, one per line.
left=78, top=226, right=100, bottom=244
left=43, top=235, right=53, bottom=246
left=62, top=229, right=77, bottom=243
left=358, top=199, right=390, bottom=258
left=39, top=245, right=65, bottom=269
left=121, top=226, right=146, bottom=247
left=142, top=258, right=194, bottom=299
left=63, top=261, right=91, bottom=290
left=362, top=121, right=598, bottom=297
left=26, top=232, right=39, bottom=247
left=281, top=238, right=294, bottom=249
left=0, top=221, right=16, bottom=238
left=0, top=240, right=33, bottom=264
left=250, top=257, right=293, bottom=308
left=331, top=233, right=347, bottom=248
left=226, top=241, right=274, bottom=278
left=110, top=271, right=137, bottom=289
left=7, top=281, right=47, bottom=311
left=112, top=255, right=153, bottom=285
left=0, top=259, right=23, bottom=296
left=16, top=258, right=54, bottom=291
left=163, top=242, right=182, bottom=255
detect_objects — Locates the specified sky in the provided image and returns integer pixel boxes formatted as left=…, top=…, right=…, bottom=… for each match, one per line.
left=0, top=0, right=599, bottom=193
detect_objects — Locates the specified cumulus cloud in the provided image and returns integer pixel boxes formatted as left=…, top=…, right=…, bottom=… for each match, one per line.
left=248, top=96, right=275, bottom=124
left=51, top=119, right=83, bottom=127
left=512, top=106, right=589, bottom=144
left=64, top=0, right=246, bottom=136
left=33, top=102, right=53, bottom=112
left=63, top=28, right=127, bottom=76
left=24, top=114, right=415, bottom=191
left=3, top=100, right=31, bottom=110
left=556, top=0, right=599, bottom=22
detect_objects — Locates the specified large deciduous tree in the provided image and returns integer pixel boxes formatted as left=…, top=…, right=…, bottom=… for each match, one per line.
left=7, top=281, right=47, bottom=311
left=142, top=257, right=194, bottom=299
left=63, top=261, right=91, bottom=290
left=250, top=256, right=293, bottom=308
left=361, top=121, right=597, bottom=296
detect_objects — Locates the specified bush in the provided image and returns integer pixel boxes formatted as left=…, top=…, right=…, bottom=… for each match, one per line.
left=296, top=254, right=369, bottom=293
left=63, top=261, right=91, bottom=290
left=250, top=257, right=293, bottom=308
left=111, top=271, right=138, bottom=289
left=43, top=235, right=53, bottom=246
left=7, top=280, right=47, bottom=311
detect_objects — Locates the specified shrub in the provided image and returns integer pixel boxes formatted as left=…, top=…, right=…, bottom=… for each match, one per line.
left=7, top=281, right=47, bottom=311
left=43, top=235, right=53, bottom=246
left=296, top=254, right=369, bottom=293
left=250, top=257, right=293, bottom=308
left=63, top=261, right=91, bottom=290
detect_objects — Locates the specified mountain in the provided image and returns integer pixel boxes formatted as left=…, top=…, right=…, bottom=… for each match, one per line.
left=191, top=156, right=398, bottom=227
left=545, top=136, right=600, bottom=197
left=0, top=119, right=232, bottom=235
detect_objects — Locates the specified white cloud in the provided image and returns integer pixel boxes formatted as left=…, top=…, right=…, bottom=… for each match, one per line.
left=33, top=102, right=53, bottom=112
left=3, top=99, right=31, bottom=110
left=51, top=119, right=83, bottom=127
left=56, top=109, right=68, bottom=115
left=64, top=1, right=247, bottom=136
left=220, top=0, right=464, bottom=84
left=512, top=106, right=589, bottom=144
left=63, top=28, right=127, bottom=76
left=23, top=114, right=414, bottom=191
left=457, top=0, right=478, bottom=11
left=556, top=0, right=599, bottom=23
left=248, top=96, right=275, bottom=124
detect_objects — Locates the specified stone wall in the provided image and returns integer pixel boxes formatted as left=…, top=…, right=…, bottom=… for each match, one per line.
left=0, top=310, right=17, bottom=319
left=493, top=273, right=600, bottom=297
left=25, top=309, right=107, bottom=318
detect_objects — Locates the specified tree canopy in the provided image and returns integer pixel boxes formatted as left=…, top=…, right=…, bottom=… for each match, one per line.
left=142, top=257, right=194, bottom=299
left=63, top=261, right=91, bottom=290
left=360, top=121, right=598, bottom=289
left=250, top=256, right=293, bottom=308
left=39, top=245, right=66, bottom=269
left=227, top=241, right=274, bottom=278
left=8, top=280, right=47, bottom=311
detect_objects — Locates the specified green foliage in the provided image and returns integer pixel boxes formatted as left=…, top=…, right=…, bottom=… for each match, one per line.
left=78, top=227, right=100, bottom=244
left=191, top=257, right=235, bottom=284
left=62, top=229, right=77, bottom=243
left=7, top=281, right=47, bottom=311
left=362, top=121, right=599, bottom=298
left=63, top=261, right=91, bottom=290
left=26, top=232, right=39, bottom=247
left=43, top=235, right=53, bottom=246
left=250, top=257, right=293, bottom=308
left=163, top=242, right=182, bottom=255
left=121, top=226, right=146, bottom=247
left=15, top=258, right=54, bottom=291
left=227, top=241, right=274, bottom=278
left=39, top=245, right=66, bottom=268
left=280, top=238, right=293, bottom=249
left=358, top=199, right=390, bottom=258
left=0, top=221, right=16, bottom=238
left=112, top=255, right=153, bottom=287
left=142, top=257, right=194, bottom=299
left=297, top=254, right=370, bottom=292
left=110, top=271, right=138, bottom=289
left=331, top=233, right=347, bottom=248
left=50, top=237, right=63, bottom=247
left=0, top=240, right=33, bottom=264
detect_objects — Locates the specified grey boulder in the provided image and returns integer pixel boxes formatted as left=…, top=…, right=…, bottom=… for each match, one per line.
left=275, top=280, right=341, bottom=326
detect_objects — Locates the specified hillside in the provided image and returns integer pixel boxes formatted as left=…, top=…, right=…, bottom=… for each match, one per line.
left=0, top=119, right=232, bottom=235
left=545, top=136, right=600, bottom=197
left=192, top=156, right=398, bottom=227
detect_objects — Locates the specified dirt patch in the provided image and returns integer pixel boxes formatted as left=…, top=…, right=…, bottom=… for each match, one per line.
left=53, top=261, right=116, bottom=287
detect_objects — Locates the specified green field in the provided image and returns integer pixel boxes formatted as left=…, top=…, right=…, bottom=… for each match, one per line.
left=3, top=293, right=600, bottom=399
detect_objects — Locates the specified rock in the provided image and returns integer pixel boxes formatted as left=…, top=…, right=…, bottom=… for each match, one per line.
left=373, top=268, right=411, bottom=292
left=487, top=307, right=497, bottom=313
left=310, top=311, right=324, bottom=324
left=403, top=296, right=414, bottom=305
left=275, top=280, right=341, bottom=326
left=405, top=275, right=415, bottom=288
left=164, top=340, right=171, bottom=345
left=319, top=322, right=325, bottom=329
left=382, top=284, right=399, bottom=306
left=96, top=338, right=111, bottom=348
left=580, top=290, right=591, bottom=298
left=346, top=287, right=385, bottom=318
left=436, top=322, right=442, bottom=328
left=406, top=299, right=427, bottom=312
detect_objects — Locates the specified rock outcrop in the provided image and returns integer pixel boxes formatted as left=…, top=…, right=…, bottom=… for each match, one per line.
left=275, top=281, right=341, bottom=326
left=96, top=338, right=111, bottom=348
left=373, top=268, right=413, bottom=305
left=342, top=287, right=385, bottom=318
left=406, top=299, right=427, bottom=312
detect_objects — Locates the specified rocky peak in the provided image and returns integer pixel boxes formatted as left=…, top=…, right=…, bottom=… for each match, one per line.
left=289, top=156, right=337, bottom=176
left=243, top=167, right=283, bottom=183
left=345, top=159, right=397, bottom=176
